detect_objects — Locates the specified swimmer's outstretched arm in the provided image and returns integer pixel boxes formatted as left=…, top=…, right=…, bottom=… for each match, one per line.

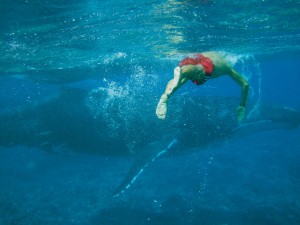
left=164, top=67, right=188, bottom=97
left=156, top=67, right=187, bottom=119
left=228, top=68, right=249, bottom=122
left=228, top=68, right=249, bottom=106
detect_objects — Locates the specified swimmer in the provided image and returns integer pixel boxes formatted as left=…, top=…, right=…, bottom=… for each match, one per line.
left=156, top=51, right=249, bottom=122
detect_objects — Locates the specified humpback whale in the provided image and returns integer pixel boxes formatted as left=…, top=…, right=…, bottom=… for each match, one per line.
left=0, top=87, right=299, bottom=197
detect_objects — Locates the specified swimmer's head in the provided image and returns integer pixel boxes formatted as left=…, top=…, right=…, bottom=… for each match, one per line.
left=181, top=65, right=205, bottom=79
left=195, top=65, right=205, bottom=75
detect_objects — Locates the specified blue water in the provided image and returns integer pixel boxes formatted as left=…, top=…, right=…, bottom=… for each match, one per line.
left=1, top=0, right=300, bottom=224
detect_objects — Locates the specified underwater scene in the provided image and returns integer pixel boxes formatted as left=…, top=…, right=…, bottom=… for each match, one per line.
left=0, top=0, right=300, bottom=224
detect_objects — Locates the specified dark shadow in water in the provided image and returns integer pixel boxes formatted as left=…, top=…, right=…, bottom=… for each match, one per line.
left=89, top=206, right=282, bottom=225
left=88, top=194, right=285, bottom=225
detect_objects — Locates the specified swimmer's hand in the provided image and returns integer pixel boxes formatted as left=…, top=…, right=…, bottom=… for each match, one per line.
left=156, top=94, right=168, bottom=120
left=236, top=106, right=246, bottom=123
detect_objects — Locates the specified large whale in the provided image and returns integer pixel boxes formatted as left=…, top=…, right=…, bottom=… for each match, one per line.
left=1, top=87, right=299, bottom=195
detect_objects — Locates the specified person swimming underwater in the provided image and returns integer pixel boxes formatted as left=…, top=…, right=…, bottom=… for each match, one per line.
left=156, top=51, right=249, bottom=122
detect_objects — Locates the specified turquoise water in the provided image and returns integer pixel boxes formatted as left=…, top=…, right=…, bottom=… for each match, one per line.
left=0, top=0, right=300, bottom=224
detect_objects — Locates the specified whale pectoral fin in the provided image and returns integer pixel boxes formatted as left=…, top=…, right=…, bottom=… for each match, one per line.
left=112, top=138, right=178, bottom=197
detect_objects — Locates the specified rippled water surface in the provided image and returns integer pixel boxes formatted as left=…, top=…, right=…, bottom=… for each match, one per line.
left=1, top=0, right=299, bottom=78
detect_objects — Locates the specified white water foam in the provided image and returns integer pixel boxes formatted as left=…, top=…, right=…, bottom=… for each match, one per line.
left=85, top=65, right=160, bottom=151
